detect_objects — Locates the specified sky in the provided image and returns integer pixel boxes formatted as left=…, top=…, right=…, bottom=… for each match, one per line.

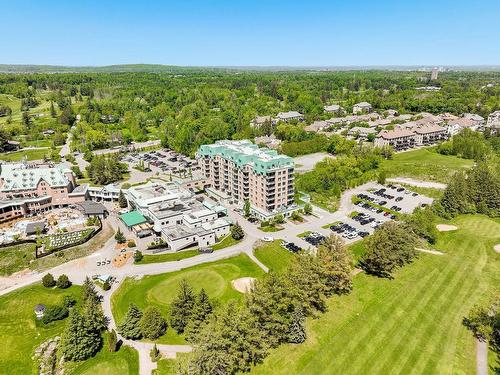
left=0, top=0, right=498, bottom=67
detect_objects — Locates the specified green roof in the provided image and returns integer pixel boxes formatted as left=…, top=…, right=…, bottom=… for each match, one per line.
left=120, top=210, right=147, bottom=227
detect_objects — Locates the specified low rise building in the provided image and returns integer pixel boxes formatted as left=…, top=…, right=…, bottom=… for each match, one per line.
left=323, top=104, right=345, bottom=114
left=254, top=135, right=282, bottom=150
left=121, top=181, right=231, bottom=251
left=0, top=162, right=86, bottom=221
left=486, top=111, right=500, bottom=135
left=353, top=102, right=372, bottom=114
left=374, top=128, right=416, bottom=151
left=276, top=111, right=304, bottom=123
left=414, top=125, right=447, bottom=146
left=197, top=140, right=298, bottom=220
left=348, top=126, right=377, bottom=140
left=250, top=115, right=273, bottom=128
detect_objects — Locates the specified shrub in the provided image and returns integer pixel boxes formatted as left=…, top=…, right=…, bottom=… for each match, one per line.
left=134, top=250, right=143, bottom=263
left=42, top=305, right=69, bottom=324
left=103, top=281, right=111, bottom=291
left=56, top=274, right=72, bottom=289
left=230, top=222, right=244, bottom=240
left=127, top=240, right=136, bottom=248
left=115, top=229, right=126, bottom=244
left=62, top=295, right=76, bottom=308
left=42, top=273, right=56, bottom=288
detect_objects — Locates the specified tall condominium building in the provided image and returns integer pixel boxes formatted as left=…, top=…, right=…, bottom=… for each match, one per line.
left=196, top=140, right=295, bottom=219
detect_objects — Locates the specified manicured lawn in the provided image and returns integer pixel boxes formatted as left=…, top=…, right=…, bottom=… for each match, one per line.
left=137, top=249, right=200, bottom=264
left=348, top=239, right=367, bottom=263
left=321, top=221, right=341, bottom=229
left=379, top=148, right=473, bottom=183
left=111, top=254, right=265, bottom=344
left=251, top=215, right=500, bottom=374
left=398, top=183, right=445, bottom=200
left=0, top=284, right=82, bottom=375
left=138, top=236, right=241, bottom=265
left=66, top=332, right=139, bottom=375
left=0, top=242, right=36, bottom=276
left=253, top=240, right=294, bottom=273
left=297, top=231, right=312, bottom=238
left=0, top=147, right=61, bottom=162
left=211, top=235, right=241, bottom=250
left=259, top=225, right=284, bottom=232
left=154, top=358, right=178, bottom=375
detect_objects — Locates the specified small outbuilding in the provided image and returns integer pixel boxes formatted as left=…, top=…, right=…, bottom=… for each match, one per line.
left=25, top=221, right=47, bottom=236
left=34, top=304, right=46, bottom=319
left=74, top=201, right=108, bottom=219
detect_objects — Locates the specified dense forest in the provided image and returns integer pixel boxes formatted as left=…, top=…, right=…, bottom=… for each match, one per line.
left=0, top=70, right=499, bottom=157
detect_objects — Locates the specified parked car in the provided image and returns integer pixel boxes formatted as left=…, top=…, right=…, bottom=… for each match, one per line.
left=262, top=236, right=274, bottom=242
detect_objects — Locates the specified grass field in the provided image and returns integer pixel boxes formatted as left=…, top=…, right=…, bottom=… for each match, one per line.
left=0, top=284, right=82, bottom=375
left=0, top=147, right=62, bottom=162
left=211, top=235, right=241, bottom=250
left=66, top=332, right=139, bottom=375
left=111, top=254, right=265, bottom=344
left=398, top=183, right=445, bottom=200
left=137, top=249, right=200, bottom=264
left=251, top=215, right=500, bottom=374
left=253, top=240, right=294, bottom=273
left=0, top=242, right=36, bottom=276
left=379, top=148, right=473, bottom=183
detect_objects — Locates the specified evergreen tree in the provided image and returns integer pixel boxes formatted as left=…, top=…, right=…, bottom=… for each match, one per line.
left=118, top=303, right=143, bottom=339
left=50, top=101, right=57, bottom=118
left=287, top=306, right=306, bottom=344
left=185, top=288, right=213, bottom=341
left=42, top=273, right=56, bottom=288
left=83, top=298, right=107, bottom=333
left=182, top=303, right=269, bottom=374
left=317, top=235, right=353, bottom=296
left=108, top=329, right=118, bottom=352
left=230, top=222, right=244, bottom=240
left=140, top=306, right=167, bottom=340
left=150, top=344, right=161, bottom=362
left=303, top=203, right=313, bottom=215
left=56, top=274, right=72, bottom=289
left=243, top=199, right=251, bottom=217
left=170, top=279, right=195, bottom=334
left=360, top=221, right=419, bottom=278
left=82, top=276, right=100, bottom=304
left=118, top=190, right=128, bottom=208
left=115, top=228, right=126, bottom=243
left=60, top=309, right=101, bottom=361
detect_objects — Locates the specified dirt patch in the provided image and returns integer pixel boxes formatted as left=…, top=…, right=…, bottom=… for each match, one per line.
left=113, top=252, right=132, bottom=268
left=231, top=277, right=256, bottom=293
left=494, top=244, right=500, bottom=254
left=436, top=224, right=458, bottom=232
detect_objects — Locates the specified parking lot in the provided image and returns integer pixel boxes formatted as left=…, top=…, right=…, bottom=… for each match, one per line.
left=120, top=148, right=200, bottom=176
left=306, top=183, right=434, bottom=245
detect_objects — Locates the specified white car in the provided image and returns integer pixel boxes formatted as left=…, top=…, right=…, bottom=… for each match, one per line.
left=262, top=236, right=274, bottom=242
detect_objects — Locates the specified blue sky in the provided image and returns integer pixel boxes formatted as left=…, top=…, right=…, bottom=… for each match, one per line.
left=0, top=0, right=498, bottom=66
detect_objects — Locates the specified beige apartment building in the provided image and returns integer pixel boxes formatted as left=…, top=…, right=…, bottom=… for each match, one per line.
left=196, top=140, right=296, bottom=220
left=374, top=128, right=416, bottom=151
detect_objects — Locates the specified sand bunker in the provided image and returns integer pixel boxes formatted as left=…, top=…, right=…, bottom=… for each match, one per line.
left=231, top=277, right=256, bottom=293
left=494, top=244, right=500, bottom=254
left=436, top=224, right=458, bottom=232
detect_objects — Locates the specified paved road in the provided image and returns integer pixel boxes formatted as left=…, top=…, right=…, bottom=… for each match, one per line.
left=0, top=180, right=439, bottom=374
left=476, top=339, right=488, bottom=375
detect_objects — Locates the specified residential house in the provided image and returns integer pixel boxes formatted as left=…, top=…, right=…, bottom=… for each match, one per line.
left=352, top=102, right=372, bottom=114
left=276, top=111, right=304, bottom=123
